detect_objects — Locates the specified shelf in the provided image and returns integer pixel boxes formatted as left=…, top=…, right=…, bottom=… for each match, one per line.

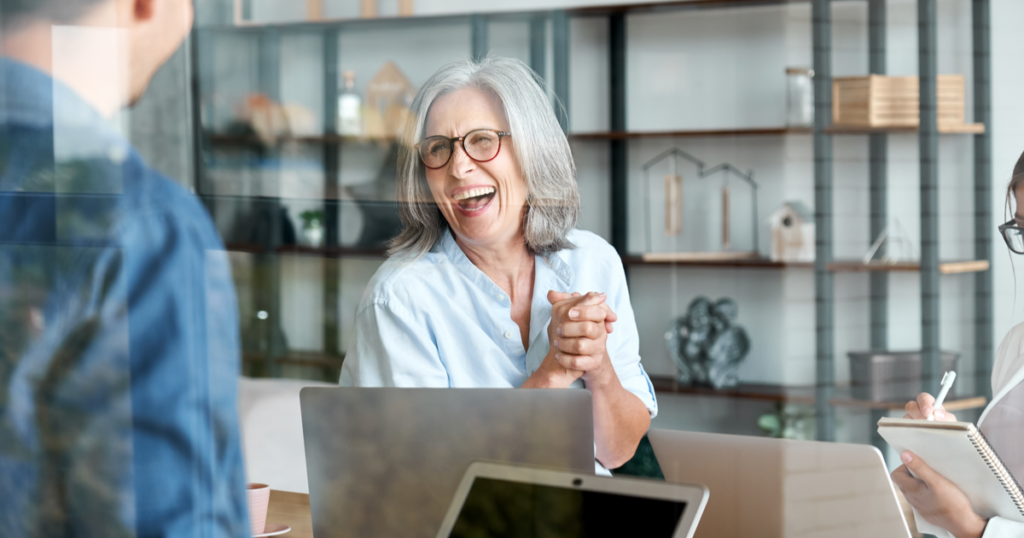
left=568, top=127, right=811, bottom=140
left=206, top=0, right=827, bottom=33
left=650, top=376, right=813, bottom=403
left=225, top=243, right=389, bottom=258
left=626, top=256, right=989, bottom=274
left=277, top=245, right=389, bottom=258
left=830, top=395, right=988, bottom=412
left=649, top=375, right=988, bottom=411
left=827, top=123, right=986, bottom=135
left=243, top=350, right=345, bottom=368
left=207, top=133, right=395, bottom=147
left=827, top=259, right=990, bottom=274
left=624, top=254, right=808, bottom=269
left=570, top=0, right=829, bottom=17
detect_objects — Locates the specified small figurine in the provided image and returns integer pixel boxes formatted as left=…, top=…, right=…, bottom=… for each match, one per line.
left=665, top=297, right=751, bottom=389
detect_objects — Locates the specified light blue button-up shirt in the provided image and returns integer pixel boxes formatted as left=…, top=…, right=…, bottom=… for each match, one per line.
left=340, top=228, right=658, bottom=419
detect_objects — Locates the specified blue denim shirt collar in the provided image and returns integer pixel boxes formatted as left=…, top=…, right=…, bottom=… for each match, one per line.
left=0, top=57, right=132, bottom=176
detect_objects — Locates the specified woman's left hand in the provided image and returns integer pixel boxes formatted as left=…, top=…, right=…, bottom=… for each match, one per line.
left=891, top=451, right=988, bottom=538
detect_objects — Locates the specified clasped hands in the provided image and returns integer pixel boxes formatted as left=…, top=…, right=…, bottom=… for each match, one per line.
left=890, top=392, right=988, bottom=538
left=537, top=290, right=617, bottom=388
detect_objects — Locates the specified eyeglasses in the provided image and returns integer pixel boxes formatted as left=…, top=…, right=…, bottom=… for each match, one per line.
left=999, top=219, right=1024, bottom=254
left=416, top=129, right=511, bottom=170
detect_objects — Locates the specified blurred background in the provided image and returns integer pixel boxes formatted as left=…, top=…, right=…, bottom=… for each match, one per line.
left=127, top=0, right=1024, bottom=463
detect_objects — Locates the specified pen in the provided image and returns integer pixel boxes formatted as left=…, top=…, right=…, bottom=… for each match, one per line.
left=928, top=371, right=957, bottom=421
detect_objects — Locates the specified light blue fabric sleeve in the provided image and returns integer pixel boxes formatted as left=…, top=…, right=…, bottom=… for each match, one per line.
left=602, top=249, right=659, bottom=419
left=340, top=299, right=449, bottom=388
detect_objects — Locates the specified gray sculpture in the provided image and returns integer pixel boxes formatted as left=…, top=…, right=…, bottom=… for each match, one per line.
left=665, top=297, right=751, bottom=389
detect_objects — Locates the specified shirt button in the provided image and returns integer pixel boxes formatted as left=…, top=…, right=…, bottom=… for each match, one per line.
left=496, top=294, right=504, bottom=302
left=504, top=330, right=514, bottom=339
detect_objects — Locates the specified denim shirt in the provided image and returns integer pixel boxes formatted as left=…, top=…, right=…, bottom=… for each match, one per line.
left=0, top=59, right=248, bottom=536
left=340, top=228, right=658, bottom=418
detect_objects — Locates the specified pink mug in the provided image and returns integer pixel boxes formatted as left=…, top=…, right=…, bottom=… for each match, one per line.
left=246, top=483, right=270, bottom=535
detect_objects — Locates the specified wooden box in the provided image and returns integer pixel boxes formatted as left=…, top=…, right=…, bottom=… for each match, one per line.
left=832, top=75, right=976, bottom=131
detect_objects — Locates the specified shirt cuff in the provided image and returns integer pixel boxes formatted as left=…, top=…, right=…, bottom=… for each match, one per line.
left=982, top=517, right=1024, bottom=538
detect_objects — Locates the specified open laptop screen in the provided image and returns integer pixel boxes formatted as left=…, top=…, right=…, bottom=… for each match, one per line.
left=447, top=477, right=687, bottom=538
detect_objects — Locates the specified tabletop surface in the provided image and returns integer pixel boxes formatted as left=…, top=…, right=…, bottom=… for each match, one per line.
left=267, top=490, right=312, bottom=538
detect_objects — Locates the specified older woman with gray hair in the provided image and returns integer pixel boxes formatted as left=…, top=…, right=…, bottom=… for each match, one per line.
left=340, top=56, right=656, bottom=469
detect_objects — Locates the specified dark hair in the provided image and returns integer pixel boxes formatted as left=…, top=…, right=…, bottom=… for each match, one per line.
left=1006, top=150, right=1024, bottom=216
left=0, top=0, right=106, bottom=24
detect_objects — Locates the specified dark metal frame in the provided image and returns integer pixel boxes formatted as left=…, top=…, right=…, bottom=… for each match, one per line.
left=188, top=0, right=995, bottom=424
left=416, top=130, right=512, bottom=169
left=919, top=0, right=941, bottom=399
left=812, top=0, right=835, bottom=442
left=973, top=0, right=994, bottom=401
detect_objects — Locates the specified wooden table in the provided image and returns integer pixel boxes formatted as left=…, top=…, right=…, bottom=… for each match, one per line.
left=266, top=490, right=312, bottom=538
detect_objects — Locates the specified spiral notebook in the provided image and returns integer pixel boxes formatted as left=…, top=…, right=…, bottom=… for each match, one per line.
left=877, top=418, right=1024, bottom=536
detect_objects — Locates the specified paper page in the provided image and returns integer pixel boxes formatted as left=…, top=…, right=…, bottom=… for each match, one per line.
left=878, top=419, right=1024, bottom=524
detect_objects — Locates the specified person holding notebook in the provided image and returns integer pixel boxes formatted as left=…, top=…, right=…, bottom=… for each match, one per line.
left=890, top=151, right=1024, bottom=538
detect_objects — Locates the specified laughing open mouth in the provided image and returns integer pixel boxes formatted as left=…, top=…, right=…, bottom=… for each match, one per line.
left=452, top=186, right=496, bottom=212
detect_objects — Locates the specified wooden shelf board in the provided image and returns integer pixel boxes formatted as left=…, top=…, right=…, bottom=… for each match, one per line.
left=625, top=254, right=808, bottom=269
left=209, top=0, right=818, bottom=32
left=569, top=127, right=810, bottom=140
left=650, top=376, right=814, bottom=403
left=650, top=375, right=988, bottom=411
left=570, top=0, right=817, bottom=16
left=830, top=395, right=988, bottom=412
left=827, top=259, right=990, bottom=274
left=827, top=123, right=985, bottom=135
left=276, top=245, right=389, bottom=258
left=243, top=350, right=345, bottom=368
left=224, top=243, right=388, bottom=258
left=207, top=133, right=395, bottom=146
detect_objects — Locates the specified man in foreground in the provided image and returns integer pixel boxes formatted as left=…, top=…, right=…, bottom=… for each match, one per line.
left=0, top=0, right=248, bottom=535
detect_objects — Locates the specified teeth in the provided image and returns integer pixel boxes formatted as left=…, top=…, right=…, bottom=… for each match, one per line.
left=453, top=187, right=496, bottom=201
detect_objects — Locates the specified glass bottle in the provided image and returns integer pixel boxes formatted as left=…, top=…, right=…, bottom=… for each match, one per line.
left=337, top=70, right=362, bottom=136
left=785, top=67, right=814, bottom=127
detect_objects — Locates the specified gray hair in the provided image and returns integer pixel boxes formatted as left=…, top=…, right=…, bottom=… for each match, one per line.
left=388, top=56, right=580, bottom=258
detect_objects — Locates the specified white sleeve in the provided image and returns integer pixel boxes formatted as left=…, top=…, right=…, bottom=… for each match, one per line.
left=982, top=517, right=1024, bottom=538
left=604, top=252, right=659, bottom=418
left=339, top=300, right=448, bottom=387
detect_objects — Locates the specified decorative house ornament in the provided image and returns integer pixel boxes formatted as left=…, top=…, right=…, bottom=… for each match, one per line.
left=769, top=201, right=814, bottom=262
left=665, top=297, right=751, bottom=389
left=363, top=62, right=416, bottom=140
left=642, top=148, right=759, bottom=262
left=862, top=218, right=916, bottom=265
left=665, top=173, right=682, bottom=236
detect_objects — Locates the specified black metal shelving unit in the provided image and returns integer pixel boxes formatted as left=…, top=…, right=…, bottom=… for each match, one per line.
left=190, top=0, right=994, bottom=440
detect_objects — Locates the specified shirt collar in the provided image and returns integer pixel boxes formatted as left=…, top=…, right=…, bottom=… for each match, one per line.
left=0, top=57, right=132, bottom=166
left=438, top=228, right=575, bottom=289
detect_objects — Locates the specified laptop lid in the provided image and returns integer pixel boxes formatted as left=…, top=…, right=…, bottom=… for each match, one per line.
left=300, top=388, right=595, bottom=538
left=648, top=429, right=912, bottom=538
left=436, top=461, right=709, bottom=538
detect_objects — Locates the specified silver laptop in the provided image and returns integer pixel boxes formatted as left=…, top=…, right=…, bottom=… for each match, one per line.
left=436, top=461, right=709, bottom=538
left=649, top=429, right=912, bottom=538
left=300, top=388, right=596, bottom=538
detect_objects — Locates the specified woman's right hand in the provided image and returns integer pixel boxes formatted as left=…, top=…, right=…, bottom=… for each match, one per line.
left=904, top=392, right=957, bottom=422
left=522, top=291, right=615, bottom=389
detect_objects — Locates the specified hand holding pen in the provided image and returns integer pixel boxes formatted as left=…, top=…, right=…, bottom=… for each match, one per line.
left=903, top=371, right=958, bottom=422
